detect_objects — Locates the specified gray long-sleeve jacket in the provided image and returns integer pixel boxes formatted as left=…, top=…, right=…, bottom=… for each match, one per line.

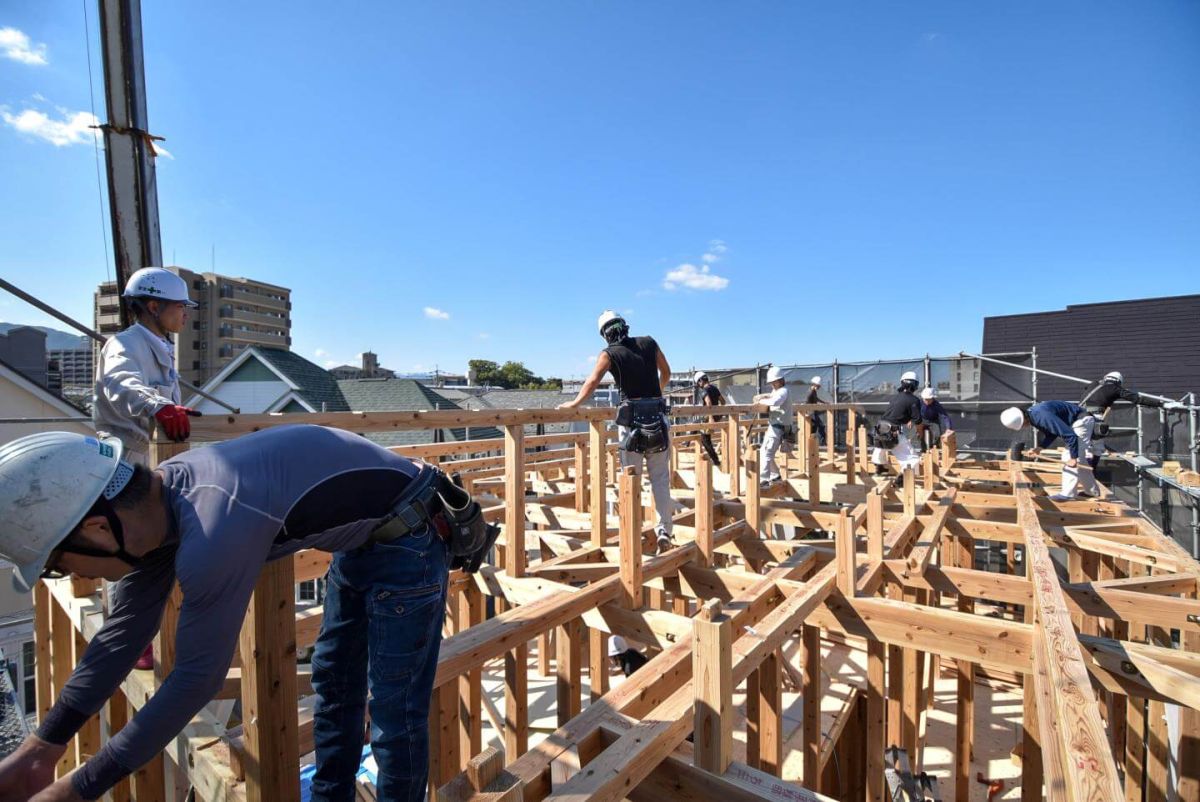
left=92, top=324, right=181, bottom=455
left=38, top=425, right=429, bottom=798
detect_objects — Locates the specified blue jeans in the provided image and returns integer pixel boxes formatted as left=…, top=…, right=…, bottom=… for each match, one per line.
left=309, top=524, right=449, bottom=802
left=809, top=413, right=827, bottom=447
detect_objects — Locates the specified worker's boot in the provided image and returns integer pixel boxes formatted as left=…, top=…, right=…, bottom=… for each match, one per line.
left=135, top=643, right=154, bottom=671
left=655, top=527, right=672, bottom=554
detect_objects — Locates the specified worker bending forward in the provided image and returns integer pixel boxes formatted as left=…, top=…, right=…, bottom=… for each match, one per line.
left=560, top=311, right=675, bottom=553
left=1078, top=371, right=1185, bottom=468
left=871, top=371, right=924, bottom=475
left=1001, top=401, right=1099, bottom=500
left=754, top=366, right=792, bottom=487
left=0, top=425, right=497, bottom=802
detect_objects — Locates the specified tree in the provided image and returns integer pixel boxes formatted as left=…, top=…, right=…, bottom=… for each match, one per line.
left=468, top=359, right=500, bottom=386
left=498, top=361, right=536, bottom=389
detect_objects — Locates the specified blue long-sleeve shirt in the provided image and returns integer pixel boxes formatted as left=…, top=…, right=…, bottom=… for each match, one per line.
left=920, top=400, right=953, bottom=431
left=1027, top=400, right=1086, bottom=458
left=38, top=425, right=431, bottom=799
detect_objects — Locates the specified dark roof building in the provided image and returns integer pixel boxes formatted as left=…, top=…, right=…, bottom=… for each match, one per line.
left=337, top=378, right=502, bottom=446
left=982, top=294, right=1200, bottom=401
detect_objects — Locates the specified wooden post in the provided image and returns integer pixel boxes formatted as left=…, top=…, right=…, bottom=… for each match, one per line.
left=846, top=439, right=856, bottom=485
left=588, top=420, right=607, bottom=547
left=1178, top=599, right=1200, bottom=802
left=72, top=631, right=100, bottom=766
left=902, top=467, right=915, bottom=518
left=695, top=443, right=714, bottom=566
left=693, top=600, right=733, bottom=774
left=955, top=532, right=976, bottom=802
left=807, top=434, right=820, bottom=505
left=754, top=651, right=784, bottom=775
left=239, top=558, right=301, bottom=802
left=430, top=681, right=462, bottom=791
left=825, top=410, right=835, bottom=462
left=555, top=618, right=582, bottom=727
left=922, top=450, right=935, bottom=491
left=867, top=637, right=886, bottom=802
left=504, top=424, right=526, bottom=577
left=34, top=582, right=52, bottom=725
left=49, top=601, right=75, bottom=778
left=1021, top=602, right=1044, bottom=802
left=504, top=644, right=529, bottom=761
left=726, top=415, right=741, bottom=497
left=867, top=489, right=884, bottom=563
left=802, top=623, right=821, bottom=790
left=858, top=424, right=871, bottom=475
left=458, top=581, right=483, bottom=760
left=941, top=430, right=957, bottom=467
left=835, top=508, right=855, bottom=596
left=107, top=690, right=132, bottom=802
left=618, top=466, right=643, bottom=609
left=573, top=439, right=588, bottom=514
left=799, top=411, right=812, bottom=468
left=746, top=448, right=761, bottom=533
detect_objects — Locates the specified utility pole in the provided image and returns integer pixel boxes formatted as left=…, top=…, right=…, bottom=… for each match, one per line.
left=98, top=0, right=163, bottom=328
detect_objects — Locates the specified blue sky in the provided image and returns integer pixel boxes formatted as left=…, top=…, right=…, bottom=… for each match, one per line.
left=2, top=2, right=1198, bottom=379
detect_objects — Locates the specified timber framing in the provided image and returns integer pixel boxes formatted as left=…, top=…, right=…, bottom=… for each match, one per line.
left=34, top=403, right=1200, bottom=801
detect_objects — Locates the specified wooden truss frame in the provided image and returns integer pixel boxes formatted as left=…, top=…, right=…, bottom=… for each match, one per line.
left=34, top=403, right=1200, bottom=802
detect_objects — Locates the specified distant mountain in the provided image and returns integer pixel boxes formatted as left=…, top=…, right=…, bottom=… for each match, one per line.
left=0, top=323, right=90, bottom=351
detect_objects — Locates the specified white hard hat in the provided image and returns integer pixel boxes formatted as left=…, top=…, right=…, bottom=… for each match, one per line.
left=1103, top=371, right=1124, bottom=384
left=0, top=432, right=134, bottom=592
left=608, top=634, right=629, bottom=657
left=694, top=371, right=708, bottom=384
left=810, top=376, right=822, bottom=386
left=597, top=310, right=625, bottom=334
left=1001, top=407, right=1026, bottom=431
left=123, top=267, right=198, bottom=307
left=766, top=366, right=785, bottom=384
left=921, top=387, right=936, bottom=400
left=900, top=371, right=919, bottom=383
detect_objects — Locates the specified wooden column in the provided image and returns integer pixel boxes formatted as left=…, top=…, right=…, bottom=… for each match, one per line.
left=1124, top=561, right=1148, bottom=801
left=1179, top=594, right=1200, bottom=802
left=618, top=466, right=643, bottom=609
left=72, top=631, right=100, bottom=766
left=825, top=410, right=835, bottom=461
left=867, top=490, right=884, bottom=563
left=745, top=449, right=761, bottom=534
left=588, top=420, right=609, bottom=702
left=458, top=582, right=483, bottom=760
left=573, top=439, right=588, bottom=514
left=555, top=619, right=582, bottom=727
left=922, top=450, right=935, bottom=491
left=858, top=424, right=871, bottom=474
left=835, top=508, right=855, bottom=596
left=726, top=415, right=741, bottom=497
left=902, top=467, right=916, bottom=518
left=802, top=623, right=821, bottom=790
left=807, top=434, right=820, bottom=505
left=693, top=600, right=733, bottom=774
left=504, top=644, right=529, bottom=761
left=799, top=411, right=812, bottom=468
left=33, top=582, right=52, bottom=725
left=239, top=558, right=301, bottom=802
left=1021, top=602, right=1044, bottom=801
left=504, top=424, right=526, bottom=577
left=49, top=601, right=75, bottom=778
left=107, top=691, right=132, bottom=802
left=954, top=532, right=976, bottom=802
left=746, top=651, right=783, bottom=775
left=867, top=638, right=886, bottom=802
left=430, top=681, right=462, bottom=791
left=846, top=438, right=856, bottom=485
left=695, top=443, right=714, bottom=565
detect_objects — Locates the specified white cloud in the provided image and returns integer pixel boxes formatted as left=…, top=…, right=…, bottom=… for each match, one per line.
left=0, top=28, right=48, bottom=66
left=662, top=263, right=729, bottom=291
left=314, top=348, right=329, bottom=359
left=477, top=332, right=491, bottom=340
left=423, top=306, right=450, bottom=320
left=1, top=106, right=98, bottom=147
left=701, top=239, right=728, bottom=264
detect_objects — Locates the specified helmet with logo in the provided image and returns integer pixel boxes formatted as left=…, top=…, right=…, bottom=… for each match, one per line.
left=597, top=310, right=628, bottom=344
left=123, top=267, right=197, bottom=308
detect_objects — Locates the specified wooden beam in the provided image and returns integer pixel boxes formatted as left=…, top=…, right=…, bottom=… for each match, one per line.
left=1015, top=467, right=1123, bottom=801
left=695, top=443, right=715, bottom=565
left=556, top=618, right=582, bottom=727
left=504, top=424, right=527, bottom=578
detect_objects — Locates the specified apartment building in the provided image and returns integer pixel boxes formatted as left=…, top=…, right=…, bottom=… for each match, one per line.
left=95, top=268, right=292, bottom=387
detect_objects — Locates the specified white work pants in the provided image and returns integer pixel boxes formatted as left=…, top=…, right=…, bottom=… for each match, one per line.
left=1060, top=416, right=1099, bottom=497
left=871, top=430, right=920, bottom=470
left=760, top=425, right=784, bottom=482
left=618, top=428, right=674, bottom=535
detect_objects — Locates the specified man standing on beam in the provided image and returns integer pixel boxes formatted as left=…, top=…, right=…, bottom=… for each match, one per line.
left=0, top=425, right=497, bottom=802
left=870, top=370, right=925, bottom=476
left=1001, top=400, right=1100, bottom=500
left=559, top=310, right=676, bottom=554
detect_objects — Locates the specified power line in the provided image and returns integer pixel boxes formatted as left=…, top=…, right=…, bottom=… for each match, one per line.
left=82, top=0, right=112, bottom=284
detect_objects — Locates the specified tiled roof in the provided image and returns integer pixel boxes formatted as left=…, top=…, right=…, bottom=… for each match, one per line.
left=336, top=379, right=502, bottom=442
left=252, top=348, right=350, bottom=412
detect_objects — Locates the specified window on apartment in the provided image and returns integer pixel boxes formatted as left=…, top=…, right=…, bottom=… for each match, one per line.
left=21, top=641, right=35, bottom=713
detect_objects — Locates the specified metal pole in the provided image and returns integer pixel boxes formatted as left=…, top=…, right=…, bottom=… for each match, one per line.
left=1159, top=407, right=1172, bottom=542
left=1137, top=406, right=1145, bottom=515
left=1191, top=393, right=1198, bottom=558
left=923, top=353, right=931, bottom=389
left=963, top=351, right=1183, bottom=406
left=98, top=0, right=163, bottom=327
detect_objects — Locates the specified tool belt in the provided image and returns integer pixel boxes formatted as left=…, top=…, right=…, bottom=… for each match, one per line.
left=616, top=398, right=670, bottom=455
left=772, top=422, right=797, bottom=447
left=872, top=420, right=900, bottom=449
left=371, top=467, right=499, bottom=573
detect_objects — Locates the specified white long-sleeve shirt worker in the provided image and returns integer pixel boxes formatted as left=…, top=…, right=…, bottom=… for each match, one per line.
left=93, top=323, right=181, bottom=454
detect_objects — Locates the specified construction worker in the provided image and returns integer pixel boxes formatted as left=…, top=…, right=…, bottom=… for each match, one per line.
left=804, top=376, right=827, bottom=447
left=753, top=366, right=792, bottom=487
left=694, top=371, right=725, bottom=467
left=1001, top=401, right=1099, bottom=500
left=1078, top=371, right=1186, bottom=468
left=607, top=634, right=649, bottom=677
left=870, top=371, right=924, bottom=475
left=94, top=267, right=201, bottom=464
left=559, top=311, right=675, bottom=553
left=919, top=387, right=953, bottom=450
left=95, top=267, right=200, bottom=671
left=0, top=425, right=498, bottom=802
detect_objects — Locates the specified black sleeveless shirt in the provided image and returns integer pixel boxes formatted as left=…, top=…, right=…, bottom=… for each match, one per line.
left=604, top=336, right=662, bottom=400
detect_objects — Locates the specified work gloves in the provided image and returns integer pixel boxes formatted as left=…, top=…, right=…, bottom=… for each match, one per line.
left=154, top=405, right=200, bottom=442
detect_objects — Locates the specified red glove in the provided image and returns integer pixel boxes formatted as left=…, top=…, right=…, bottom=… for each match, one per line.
left=154, top=405, right=197, bottom=442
